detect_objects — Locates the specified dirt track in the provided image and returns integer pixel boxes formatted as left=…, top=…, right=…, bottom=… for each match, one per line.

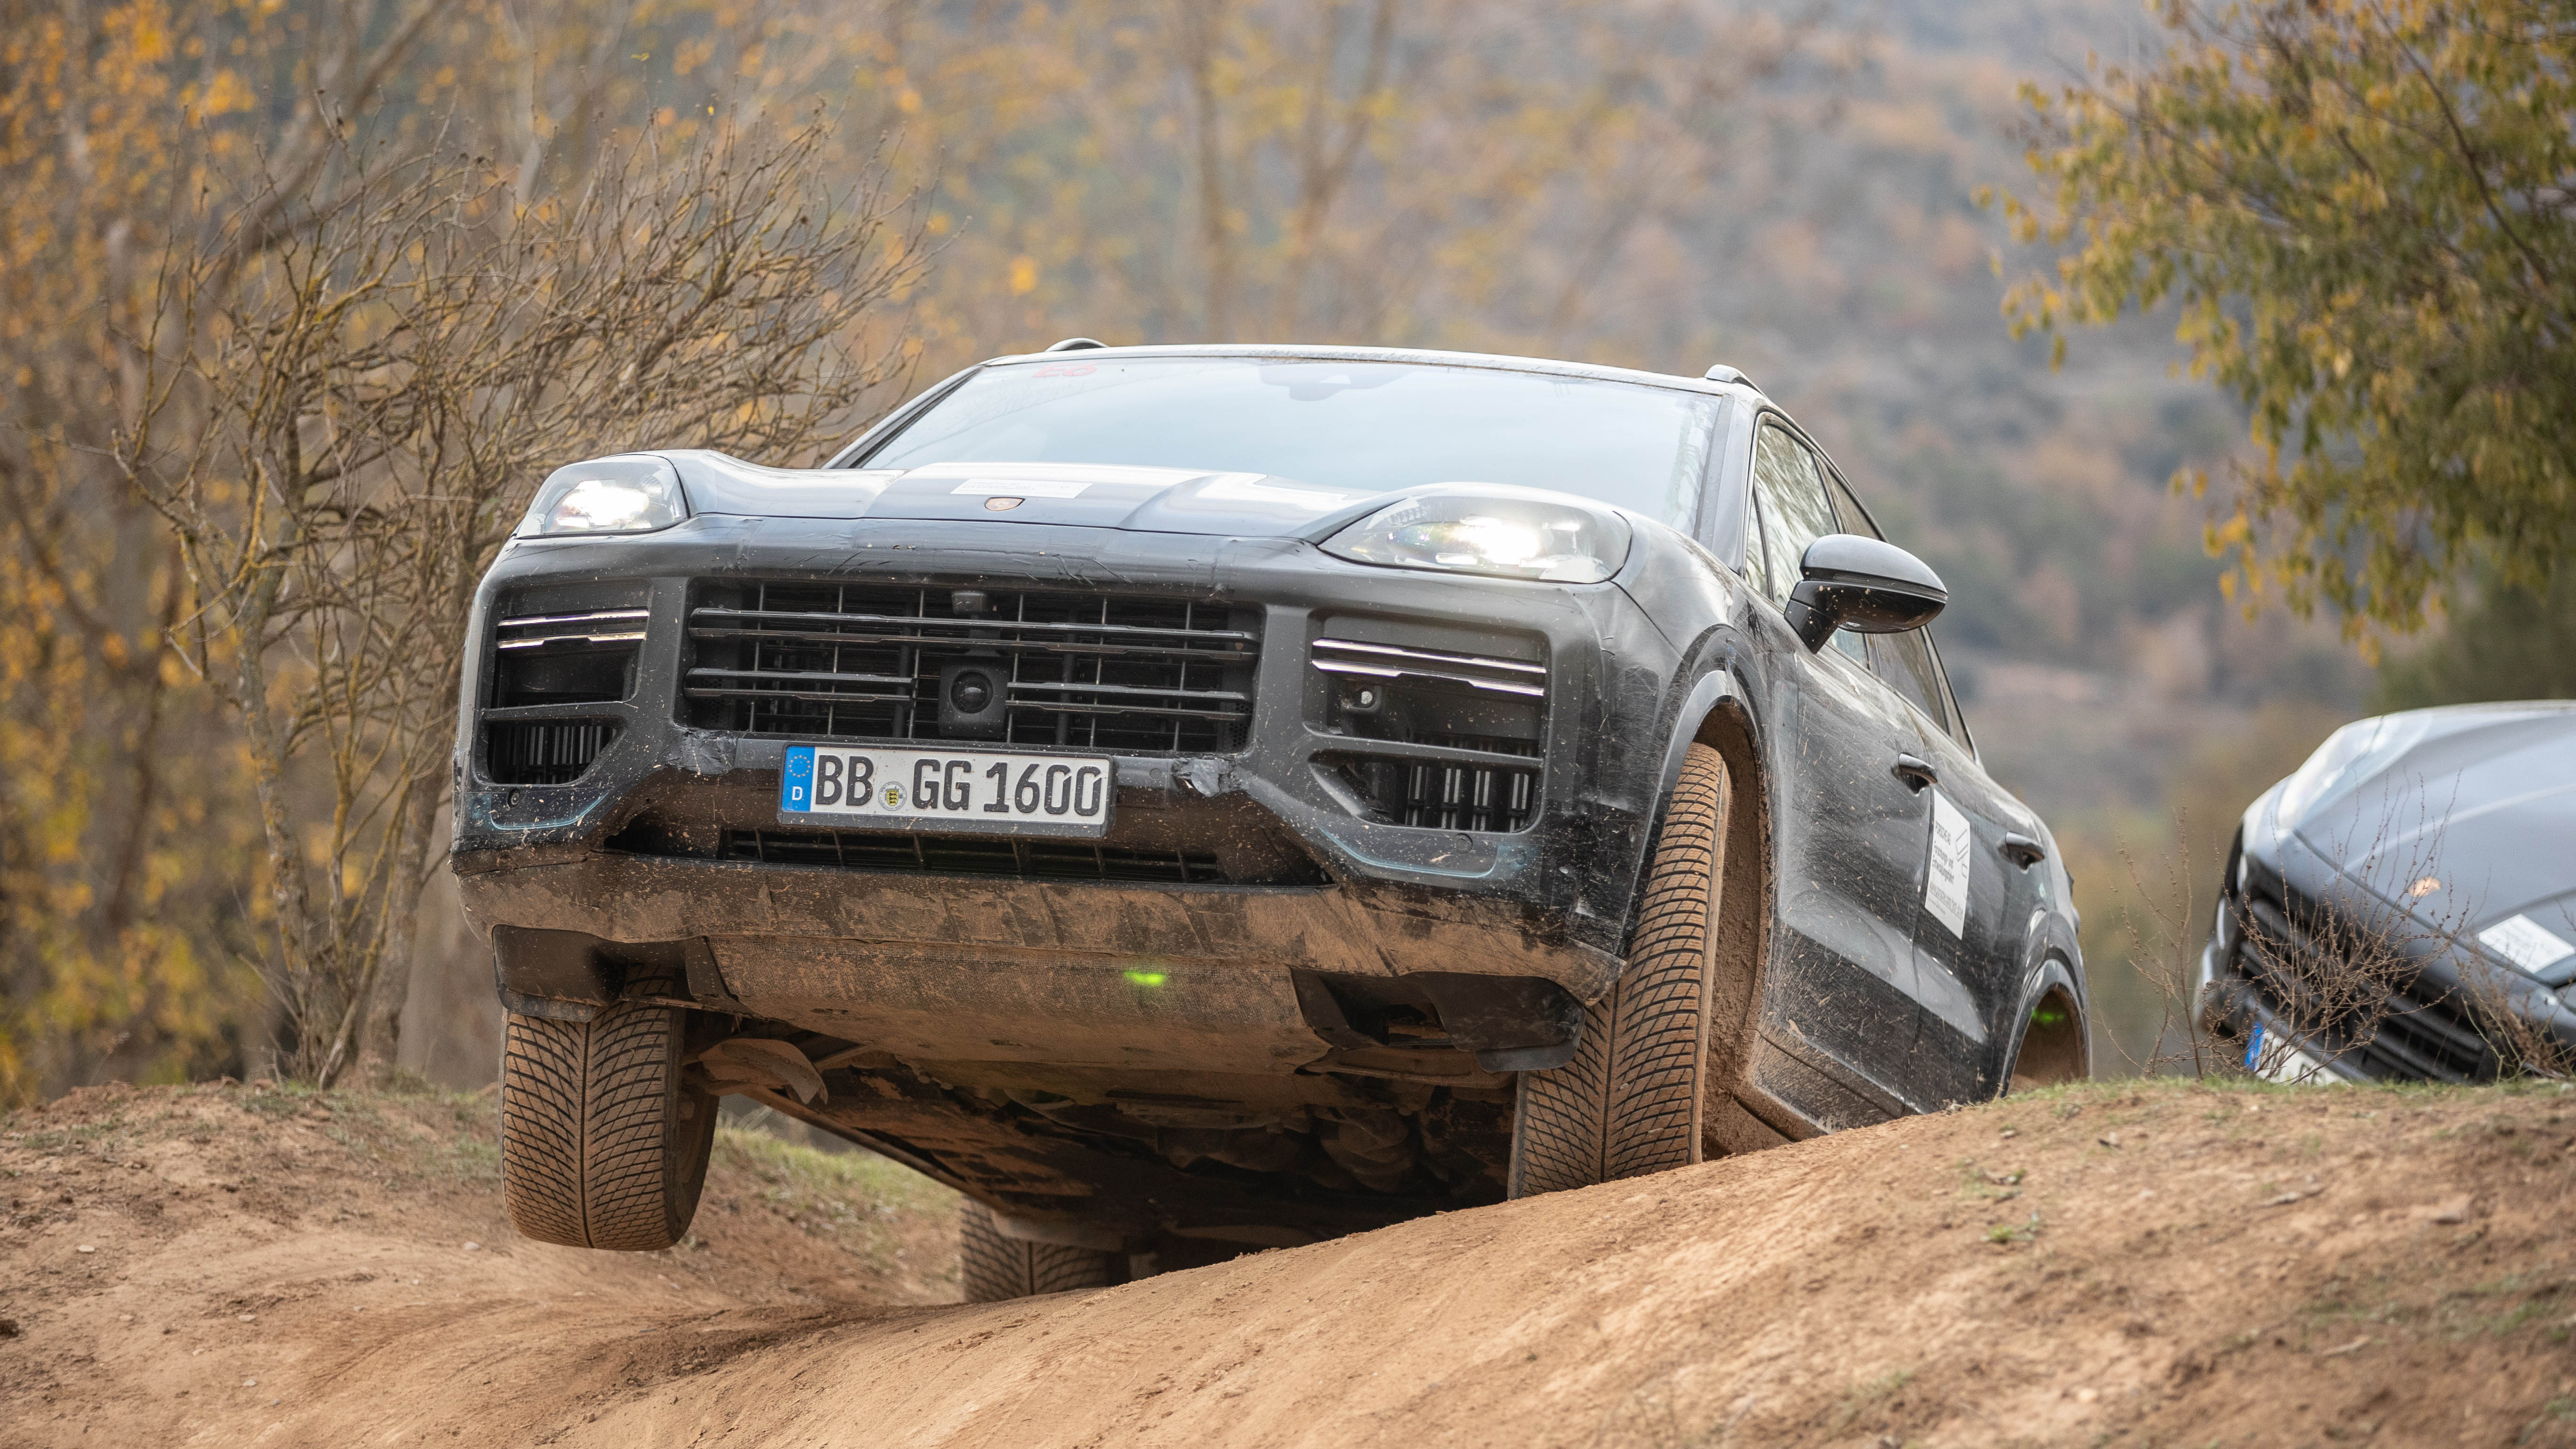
left=5, top=1079, right=2575, bottom=1448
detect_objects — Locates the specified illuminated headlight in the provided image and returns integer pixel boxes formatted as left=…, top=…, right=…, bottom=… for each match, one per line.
left=515, top=456, right=688, bottom=538
left=1320, top=487, right=1631, bottom=583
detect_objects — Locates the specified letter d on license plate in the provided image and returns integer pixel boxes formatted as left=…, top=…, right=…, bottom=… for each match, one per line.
left=779, top=745, right=1113, bottom=838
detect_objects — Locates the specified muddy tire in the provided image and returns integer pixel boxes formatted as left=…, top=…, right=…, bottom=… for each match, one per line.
left=500, top=1000, right=716, bottom=1251
left=958, top=1201, right=1119, bottom=1301
left=1509, top=742, right=1729, bottom=1198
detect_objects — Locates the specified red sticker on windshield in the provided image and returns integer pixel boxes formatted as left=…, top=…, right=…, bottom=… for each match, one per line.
left=1033, top=362, right=1097, bottom=378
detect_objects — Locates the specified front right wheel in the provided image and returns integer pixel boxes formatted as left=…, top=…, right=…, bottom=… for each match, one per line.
left=500, top=995, right=717, bottom=1251
left=1508, top=741, right=1730, bottom=1198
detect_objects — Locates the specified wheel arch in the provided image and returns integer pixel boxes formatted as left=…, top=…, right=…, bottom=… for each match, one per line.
left=2000, top=950, right=2090, bottom=1090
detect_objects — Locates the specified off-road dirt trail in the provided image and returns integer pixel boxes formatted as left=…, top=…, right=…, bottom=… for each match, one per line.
left=5, top=1078, right=2574, bottom=1448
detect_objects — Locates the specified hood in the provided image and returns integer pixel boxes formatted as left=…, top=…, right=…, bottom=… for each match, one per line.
left=2284, top=702, right=2576, bottom=944
left=660, top=451, right=1378, bottom=538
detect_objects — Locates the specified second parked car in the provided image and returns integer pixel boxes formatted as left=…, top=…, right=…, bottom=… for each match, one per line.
left=2202, top=701, right=2576, bottom=1083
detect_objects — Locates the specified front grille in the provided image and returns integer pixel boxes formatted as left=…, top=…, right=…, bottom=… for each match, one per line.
left=486, top=721, right=619, bottom=785
left=684, top=582, right=1260, bottom=754
left=1318, top=737, right=1543, bottom=833
left=2234, top=887, right=2500, bottom=1082
left=717, top=829, right=1229, bottom=883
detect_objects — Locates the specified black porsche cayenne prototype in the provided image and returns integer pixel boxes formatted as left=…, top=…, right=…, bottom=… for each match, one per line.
left=460, top=343, right=2088, bottom=1296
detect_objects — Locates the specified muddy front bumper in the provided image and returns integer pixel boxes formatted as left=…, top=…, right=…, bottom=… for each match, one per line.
left=450, top=515, right=1685, bottom=1078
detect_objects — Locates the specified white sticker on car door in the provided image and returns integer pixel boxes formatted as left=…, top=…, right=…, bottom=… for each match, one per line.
left=1924, top=789, right=1972, bottom=939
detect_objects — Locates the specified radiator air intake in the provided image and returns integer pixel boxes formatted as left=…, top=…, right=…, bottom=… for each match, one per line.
left=1309, top=628, right=1547, bottom=834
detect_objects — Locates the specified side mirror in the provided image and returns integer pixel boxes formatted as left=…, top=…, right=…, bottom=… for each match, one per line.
left=1785, top=534, right=1947, bottom=652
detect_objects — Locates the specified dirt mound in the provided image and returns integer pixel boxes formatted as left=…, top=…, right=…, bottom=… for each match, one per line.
left=6, top=1079, right=2575, bottom=1447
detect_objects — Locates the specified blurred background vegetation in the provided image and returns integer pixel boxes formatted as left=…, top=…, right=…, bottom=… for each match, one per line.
left=1, top=0, right=2565, bottom=1101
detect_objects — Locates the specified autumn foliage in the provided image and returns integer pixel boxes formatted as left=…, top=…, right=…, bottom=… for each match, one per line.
left=1999, top=0, right=2576, bottom=648
left=0, top=0, right=1808, bottom=1102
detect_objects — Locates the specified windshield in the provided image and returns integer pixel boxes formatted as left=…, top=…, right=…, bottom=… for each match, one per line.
left=857, top=357, right=1725, bottom=530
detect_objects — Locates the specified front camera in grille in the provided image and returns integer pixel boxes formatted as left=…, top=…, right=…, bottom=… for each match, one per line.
left=486, top=720, right=620, bottom=785
left=683, top=583, right=1261, bottom=754
left=1311, top=633, right=1546, bottom=833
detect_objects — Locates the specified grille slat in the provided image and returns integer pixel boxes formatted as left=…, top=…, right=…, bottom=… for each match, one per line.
left=685, top=583, right=1261, bottom=754
left=1310, top=637, right=1550, bottom=699
left=689, top=624, right=1252, bottom=663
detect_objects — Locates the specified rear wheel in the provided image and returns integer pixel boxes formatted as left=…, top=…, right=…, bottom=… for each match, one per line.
left=500, top=996, right=716, bottom=1251
left=1509, top=742, right=1729, bottom=1198
left=958, top=1201, right=1121, bottom=1302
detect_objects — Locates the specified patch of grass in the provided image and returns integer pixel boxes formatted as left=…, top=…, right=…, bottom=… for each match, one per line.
left=699, top=1127, right=960, bottom=1275
left=714, top=1127, right=954, bottom=1213
left=1982, top=1209, right=2046, bottom=1248
left=1827, top=1367, right=1915, bottom=1433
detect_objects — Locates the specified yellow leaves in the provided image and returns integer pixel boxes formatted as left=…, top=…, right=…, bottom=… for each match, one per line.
left=126, top=3, right=174, bottom=63
left=188, top=67, right=253, bottom=121
left=1007, top=254, right=1039, bottom=296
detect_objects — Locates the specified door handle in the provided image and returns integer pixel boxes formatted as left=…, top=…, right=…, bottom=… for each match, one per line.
left=2000, top=833, right=2046, bottom=869
left=1891, top=754, right=1938, bottom=792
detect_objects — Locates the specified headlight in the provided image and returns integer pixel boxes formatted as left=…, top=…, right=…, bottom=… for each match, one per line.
left=515, top=456, right=688, bottom=537
left=1320, top=487, right=1631, bottom=583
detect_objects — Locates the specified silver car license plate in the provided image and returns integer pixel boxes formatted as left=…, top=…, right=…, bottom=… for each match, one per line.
left=778, top=744, right=1113, bottom=837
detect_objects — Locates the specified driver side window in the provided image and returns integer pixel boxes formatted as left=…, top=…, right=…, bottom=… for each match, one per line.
left=1748, top=422, right=1837, bottom=610
left=1821, top=463, right=1971, bottom=748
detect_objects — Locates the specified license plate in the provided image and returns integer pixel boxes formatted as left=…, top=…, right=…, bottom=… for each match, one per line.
left=778, top=745, right=1113, bottom=837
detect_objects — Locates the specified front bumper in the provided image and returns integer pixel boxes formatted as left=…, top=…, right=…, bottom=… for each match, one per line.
left=453, top=517, right=1686, bottom=1052
left=2199, top=870, right=2576, bottom=1084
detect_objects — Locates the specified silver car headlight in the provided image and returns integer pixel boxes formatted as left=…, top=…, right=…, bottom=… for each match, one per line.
left=515, top=455, right=689, bottom=537
left=1320, top=487, right=1631, bottom=583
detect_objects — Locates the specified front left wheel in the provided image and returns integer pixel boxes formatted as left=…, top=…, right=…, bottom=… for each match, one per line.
left=1508, top=741, right=1730, bottom=1198
left=500, top=996, right=717, bottom=1251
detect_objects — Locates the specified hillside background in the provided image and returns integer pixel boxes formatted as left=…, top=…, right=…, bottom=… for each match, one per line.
left=6, top=0, right=2412, bottom=1095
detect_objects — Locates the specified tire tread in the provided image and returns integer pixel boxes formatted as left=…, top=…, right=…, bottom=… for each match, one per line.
left=501, top=992, right=712, bottom=1251
left=1510, top=744, right=1728, bottom=1196
left=957, top=1201, right=1118, bottom=1302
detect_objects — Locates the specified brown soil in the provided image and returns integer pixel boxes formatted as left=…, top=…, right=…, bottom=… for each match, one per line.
left=5, top=1078, right=2574, bottom=1448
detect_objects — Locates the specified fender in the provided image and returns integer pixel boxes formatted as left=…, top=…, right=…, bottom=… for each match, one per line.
left=1650, top=659, right=1747, bottom=805
left=1999, top=931, right=2090, bottom=1086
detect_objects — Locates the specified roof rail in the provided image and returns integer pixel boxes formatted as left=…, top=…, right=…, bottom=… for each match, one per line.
left=1044, top=337, right=1109, bottom=352
left=1702, top=363, right=1755, bottom=387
